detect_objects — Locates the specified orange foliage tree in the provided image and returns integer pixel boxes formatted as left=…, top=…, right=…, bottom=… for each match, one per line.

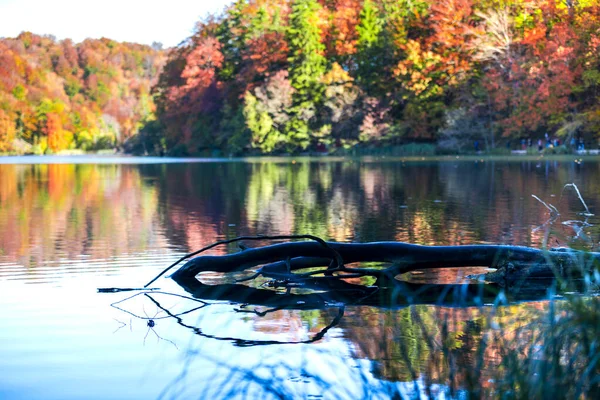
left=0, top=109, right=16, bottom=152
left=44, top=113, right=66, bottom=152
left=0, top=32, right=165, bottom=153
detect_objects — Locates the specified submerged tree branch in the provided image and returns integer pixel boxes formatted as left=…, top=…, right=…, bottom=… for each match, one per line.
left=170, top=239, right=600, bottom=291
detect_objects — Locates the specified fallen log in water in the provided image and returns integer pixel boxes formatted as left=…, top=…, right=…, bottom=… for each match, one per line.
left=167, top=238, right=600, bottom=297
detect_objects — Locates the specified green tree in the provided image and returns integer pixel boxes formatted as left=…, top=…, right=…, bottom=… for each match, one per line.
left=355, top=0, right=384, bottom=95
left=12, top=84, right=27, bottom=100
left=243, top=70, right=293, bottom=153
left=355, top=0, right=404, bottom=97
left=217, top=0, right=249, bottom=82
left=287, top=0, right=326, bottom=103
left=248, top=7, right=270, bottom=38
left=356, top=0, right=381, bottom=46
left=286, top=0, right=327, bottom=150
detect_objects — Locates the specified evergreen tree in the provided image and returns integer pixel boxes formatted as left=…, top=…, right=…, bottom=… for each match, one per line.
left=356, top=0, right=383, bottom=93
left=286, top=0, right=327, bottom=150
left=217, top=0, right=248, bottom=81
left=356, top=0, right=381, bottom=49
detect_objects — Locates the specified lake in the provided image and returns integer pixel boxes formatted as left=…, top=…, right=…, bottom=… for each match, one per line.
left=1, top=156, right=599, bottom=399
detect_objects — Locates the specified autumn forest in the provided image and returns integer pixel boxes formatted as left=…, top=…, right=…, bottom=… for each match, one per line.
left=1, top=0, right=600, bottom=156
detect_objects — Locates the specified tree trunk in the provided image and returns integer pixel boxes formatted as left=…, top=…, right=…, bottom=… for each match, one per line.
left=171, top=241, right=600, bottom=294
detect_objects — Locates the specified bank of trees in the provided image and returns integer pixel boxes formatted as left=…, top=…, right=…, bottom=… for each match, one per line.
left=0, top=33, right=165, bottom=153
left=149, top=0, right=600, bottom=155
left=1, top=1, right=599, bottom=156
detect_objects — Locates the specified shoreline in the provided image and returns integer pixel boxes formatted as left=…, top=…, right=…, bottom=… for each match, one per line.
left=1, top=153, right=599, bottom=165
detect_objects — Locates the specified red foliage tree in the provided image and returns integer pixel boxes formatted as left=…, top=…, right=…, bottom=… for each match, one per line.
left=237, top=32, right=289, bottom=94
left=321, top=0, right=362, bottom=60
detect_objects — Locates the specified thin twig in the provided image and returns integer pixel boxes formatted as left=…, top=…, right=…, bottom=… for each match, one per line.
left=112, top=319, right=127, bottom=334
left=110, top=291, right=208, bottom=320
left=98, top=287, right=160, bottom=293
left=563, top=183, right=594, bottom=216
left=532, top=195, right=560, bottom=215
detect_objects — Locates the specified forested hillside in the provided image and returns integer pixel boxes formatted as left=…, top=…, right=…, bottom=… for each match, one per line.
left=2, top=1, right=599, bottom=156
left=146, top=0, right=600, bottom=155
left=0, top=32, right=165, bottom=153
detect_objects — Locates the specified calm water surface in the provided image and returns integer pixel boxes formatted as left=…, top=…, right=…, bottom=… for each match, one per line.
left=0, top=156, right=599, bottom=399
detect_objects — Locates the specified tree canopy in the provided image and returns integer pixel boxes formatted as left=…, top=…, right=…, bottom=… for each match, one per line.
left=0, top=33, right=165, bottom=153
left=149, top=0, right=600, bottom=155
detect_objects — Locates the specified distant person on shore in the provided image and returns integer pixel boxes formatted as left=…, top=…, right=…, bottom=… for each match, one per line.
left=538, top=139, right=543, bottom=152
left=474, top=140, right=479, bottom=152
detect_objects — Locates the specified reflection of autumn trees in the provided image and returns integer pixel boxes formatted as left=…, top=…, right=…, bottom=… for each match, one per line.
left=250, top=308, right=340, bottom=343
left=124, top=160, right=600, bottom=260
left=437, top=160, right=600, bottom=248
left=0, top=164, right=166, bottom=267
left=147, top=159, right=599, bottom=284
left=137, top=163, right=250, bottom=253
left=1, top=158, right=598, bottom=271
left=235, top=160, right=598, bottom=248
left=341, top=306, right=435, bottom=382
left=338, top=301, right=553, bottom=394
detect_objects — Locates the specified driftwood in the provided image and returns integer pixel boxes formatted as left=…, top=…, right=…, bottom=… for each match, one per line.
left=165, top=237, right=600, bottom=305
left=171, top=240, right=600, bottom=286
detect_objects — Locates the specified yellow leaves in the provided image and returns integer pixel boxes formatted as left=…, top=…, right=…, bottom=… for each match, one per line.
left=394, top=40, right=443, bottom=97
left=0, top=109, right=16, bottom=152
left=404, top=40, right=442, bottom=70
left=321, top=62, right=353, bottom=86
left=395, top=63, right=408, bottom=77
left=13, top=54, right=26, bottom=78
left=314, top=5, right=330, bottom=35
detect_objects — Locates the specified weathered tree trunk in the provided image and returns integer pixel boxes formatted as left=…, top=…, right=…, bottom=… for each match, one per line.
left=171, top=241, right=600, bottom=290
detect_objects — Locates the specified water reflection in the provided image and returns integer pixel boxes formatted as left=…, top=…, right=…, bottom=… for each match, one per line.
left=107, top=281, right=585, bottom=398
left=2, top=159, right=598, bottom=270
left=1, top=158, right=599, bottom=398
left=0, top=164, right=168, bottom=270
